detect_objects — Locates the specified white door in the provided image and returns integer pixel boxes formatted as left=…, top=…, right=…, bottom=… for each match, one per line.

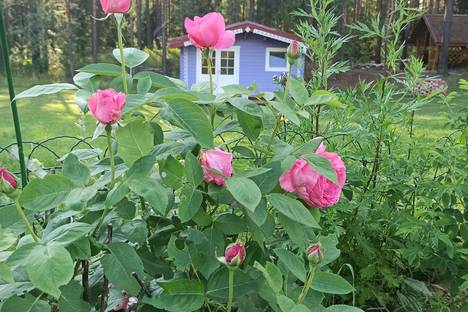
left=197, top=46, right=240, bottom=91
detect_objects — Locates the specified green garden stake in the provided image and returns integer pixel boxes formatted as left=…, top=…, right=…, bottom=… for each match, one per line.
left=0, top=8, right=28, bottom=187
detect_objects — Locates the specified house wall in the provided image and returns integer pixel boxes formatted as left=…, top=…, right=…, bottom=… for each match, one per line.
left=179, top=33, right=304, bottom=92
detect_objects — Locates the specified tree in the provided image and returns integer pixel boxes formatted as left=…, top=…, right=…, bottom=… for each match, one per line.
left=438, top=0, right=453, bottom=75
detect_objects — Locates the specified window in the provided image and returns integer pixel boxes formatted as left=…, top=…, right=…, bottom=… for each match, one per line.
left=265, top=48, right=288, bottom=71
left=220, top=51, right=235, bottom=75
left=201, top=52, right=216, bottom=74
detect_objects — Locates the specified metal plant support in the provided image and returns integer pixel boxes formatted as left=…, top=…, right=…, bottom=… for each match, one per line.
left=0, top=7, right=28, bottom=187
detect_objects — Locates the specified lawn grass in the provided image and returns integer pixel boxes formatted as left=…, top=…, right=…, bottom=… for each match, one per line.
left=1, top=68, right=467, bottom=169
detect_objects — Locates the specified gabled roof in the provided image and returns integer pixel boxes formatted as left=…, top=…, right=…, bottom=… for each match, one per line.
left=169, top=20, right=303, bottom=48
left=409, top=14, right=468, bottom=45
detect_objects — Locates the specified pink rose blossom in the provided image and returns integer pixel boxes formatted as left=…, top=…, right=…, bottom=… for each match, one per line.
left=199, top=148, right=233, bottom=187
left=225, top=243, right=245, bottom=267
left=287, top=40, right=301, bottom=64
left=100, top=0, right=132, bottom=14
left=184, top=12, right=235, bottom=49
left=0, top=167, right=17, bottom=194
left=88, top=89, right=126, bottom=124
left=279, top=143, right=346, bottom=208
left=307, top=243, right=323, bottom=264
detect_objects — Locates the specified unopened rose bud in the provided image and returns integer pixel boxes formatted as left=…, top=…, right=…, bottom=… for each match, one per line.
left=307, top=243, right=323, bottom=264
left=100, top=0, right=132, bottom=14
left=0, top=167, right=18, bottom=197
left=224, top=243, right=245, bottom=268
left=287, top=40, right=301, bottom=65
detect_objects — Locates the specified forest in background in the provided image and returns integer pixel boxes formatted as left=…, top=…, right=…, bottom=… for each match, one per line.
left=0, top=0, right=467, bottom=79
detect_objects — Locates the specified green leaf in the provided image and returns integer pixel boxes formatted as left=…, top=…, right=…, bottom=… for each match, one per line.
left=311, top=272, right=354, bottom=294
left=0, top=227, right=17, bottom=251
left=179, top=188, right=203, bottom=223
left=303, top=154, right=338, bottom=184
left=128, top=176, right=168, bottom=215
left=78, top=63, right=121, bottom=76
left=44, top=222, right=93, bottom=247
left=237, top=109, right=262, bottom=140
left=113, top=48, right=149, bottom=68
left=145, top=279, right=204, bottom=311
left=207, top=268, right=259, bottom=301
left=137, top=76, right=152, bottom=94
left=26, top=244, right=74, bottom=298
left=101, top=242, right=145, bottom=295
left=305, top=90, right=342, bottom=108
left=19, top=175, right=75, bottom=212
left=270, top=100, right=300, bottom=126
left=226, top=177, right=262, bottom=212
left=58, top=281, right=91, bottom=312
left=277, top=214, right=311, bottom=250
left=134, top=71, right=177, bottom=89
left=254, top=261, right=283, bottom=294
left=185, top=152, right=203, bottom=187
left=116, top=119, right=154, bottom=166
left=1, top=293, right=50, bottom=312
left=215, top=213, right=247, bottom=235
left=105, top=182, right=130, bottom=207
left=62, top=154, right=90, bottom=186
left=267, top=194, right=321, bottom=229
left=14, top=83, right=77, bottom=100
left=161, top=99, right=214, bottom=148
left=0, top=262, right=14, bottom=284
left=289, top=79, right=309, bottom=105
left=275, top=248, right=306, bottom=282
left=126, top=154, right=156, bottom=180
left=228, top=98, right=263, bottom=117
left=324, top=305, right=364, bottom=312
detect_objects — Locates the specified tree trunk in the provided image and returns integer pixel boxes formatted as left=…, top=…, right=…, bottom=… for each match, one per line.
left=438, top=0, right=453, bottom=75
left=65, top=0, right=75, bottom=78
left=161, top=0, right=167, bottom=74
left=136, top=0, right=143, bottom=49
left=92, top=0, right=98, bottom=63
left=374, top=0, right=387, bottom=64
left=248, top=0, right=255, bottom=19
left=146, top=0, right=152, bottom=48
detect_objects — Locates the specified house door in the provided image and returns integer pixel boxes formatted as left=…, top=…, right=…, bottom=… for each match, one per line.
left=197, top=47, right=240, bottom=91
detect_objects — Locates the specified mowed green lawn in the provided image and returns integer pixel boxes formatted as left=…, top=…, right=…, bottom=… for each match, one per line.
left=1, top=70, right=466, bottom=168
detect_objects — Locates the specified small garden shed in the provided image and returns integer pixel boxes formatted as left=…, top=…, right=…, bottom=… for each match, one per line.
left=409, top=14, right=468, bottom=70
left=169, top=21, right=304, bottom=91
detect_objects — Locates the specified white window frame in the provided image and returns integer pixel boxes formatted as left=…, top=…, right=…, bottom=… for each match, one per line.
left=265, top=47, right=289, bottom=72
left=196, top=46, right=240, bottom=85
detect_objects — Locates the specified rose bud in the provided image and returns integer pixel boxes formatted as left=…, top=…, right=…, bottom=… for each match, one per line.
left=287, top=40, right=301, bottom=65
left=87, top=89, right=126, bottom=125
left=199, top=148, right=233, bottom=187
left=100, top=0, right=132, bottom=14
left=184, top=12, right=235, bottom=49
left=225, top=243, right=245, bottom=267
left=307, top=243, right=323, bottom=264
left=0, top=167, right=18, bottom=196
left=279, top=143, right=346, bottom=208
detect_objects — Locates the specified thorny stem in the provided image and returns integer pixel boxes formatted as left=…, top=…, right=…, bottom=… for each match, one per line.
left=116, top=16, right=128, bottom=94
left=227, top=269, right=235, bottom=312
left=82, top=260, right=89, bottom=302
left=206, top=49, right=216, bottom=127
left=268, top=66, right=292, bottom=150
left=297, top=265, right=316, bottom=304
left=106, top=125, right=115, bottom=188
left=14, top=199, right=39, bottom=241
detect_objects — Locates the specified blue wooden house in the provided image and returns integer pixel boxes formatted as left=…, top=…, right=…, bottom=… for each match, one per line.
left=169, top=21, right=304, bottom=92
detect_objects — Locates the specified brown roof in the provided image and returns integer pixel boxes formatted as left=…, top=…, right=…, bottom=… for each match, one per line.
left=169, top=20, right=303, bottom=48
left=410, top=14, right=468, bottom=45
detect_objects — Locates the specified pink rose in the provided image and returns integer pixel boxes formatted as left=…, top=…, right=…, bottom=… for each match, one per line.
left=0, top=167, right=17, bottom=195
left=184, top=12, right=235, bottom=49
left=279, top=143, right=346, bottom=208
left=100, top=0, right=132, bottom=14
left=287, top=40, right=300, bottom=64
left=307, top=243, right=323, bottom=264
left=88, top=89, right=126, bottom=124
left=199, top=148, right=233, bottom=187
left=225, top=243, right=245, bottom=267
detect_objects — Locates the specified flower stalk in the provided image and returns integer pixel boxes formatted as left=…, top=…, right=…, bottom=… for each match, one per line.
left=116, top=15, right=128, bottom=94
left=206, top=49, right=216, bottom=127
left=227, top=268, right=235, bottom=312
left=14, top=199, right=39, bottom=241
left=106, top=125, right=115, bottom=188
left=297, top=264, right=316, bottom=304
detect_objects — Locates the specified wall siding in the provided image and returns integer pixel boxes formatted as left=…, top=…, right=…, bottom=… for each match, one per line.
left=180, top=33, right=304, bottom=92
